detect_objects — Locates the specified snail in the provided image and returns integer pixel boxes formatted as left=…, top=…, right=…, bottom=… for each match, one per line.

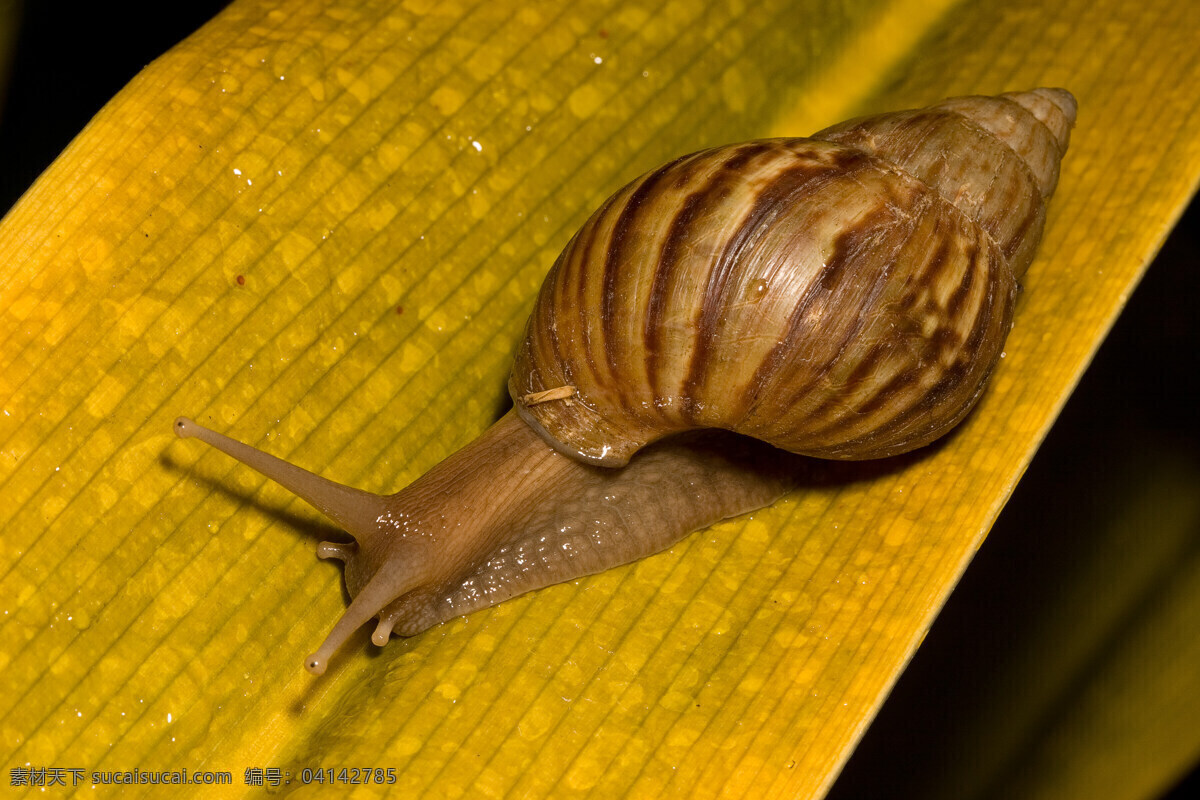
left=175, top=88, right=1076, bottom=675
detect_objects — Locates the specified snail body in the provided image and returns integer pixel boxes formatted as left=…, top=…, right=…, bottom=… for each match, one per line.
left=175, top=88, right=1075, bottom=674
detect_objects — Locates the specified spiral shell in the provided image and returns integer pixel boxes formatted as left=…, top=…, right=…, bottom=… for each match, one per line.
left=511, top=89, right=1076, bottom=467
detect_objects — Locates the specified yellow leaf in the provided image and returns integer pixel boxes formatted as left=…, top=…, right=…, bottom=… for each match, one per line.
left=1, top=1, right=1198, bottom=799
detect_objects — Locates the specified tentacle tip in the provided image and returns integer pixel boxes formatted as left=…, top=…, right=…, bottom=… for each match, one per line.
left=304, top=655, right=326, bottom=676
left=174, top=417, right=196, bottom=439
left=317, top=540, right=355, bottom=561
left=371, top=617, right=396, bottom=647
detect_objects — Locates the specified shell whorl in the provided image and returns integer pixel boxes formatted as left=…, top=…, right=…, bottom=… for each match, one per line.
left=511, top=89, right=1075, bottom=467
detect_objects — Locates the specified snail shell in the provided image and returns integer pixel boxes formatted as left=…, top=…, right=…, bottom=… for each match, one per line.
left=513, top=89, right=1075, bottom=466
left=175, top=88, right=1075, bottom=674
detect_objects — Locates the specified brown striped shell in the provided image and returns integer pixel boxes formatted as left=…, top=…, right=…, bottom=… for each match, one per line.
left=511, top=89, right=1076, bottom=467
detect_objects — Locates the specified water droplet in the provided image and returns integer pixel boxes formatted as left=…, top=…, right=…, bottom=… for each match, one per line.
left=744, top=277, right=772, bottom=298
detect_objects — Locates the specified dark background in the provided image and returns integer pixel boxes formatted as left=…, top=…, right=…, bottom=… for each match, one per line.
left=1, top=3, right=1195, bottom=797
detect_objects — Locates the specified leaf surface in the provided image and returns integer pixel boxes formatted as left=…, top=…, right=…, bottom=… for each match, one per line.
left=1, top=0, right=1197, bottom=797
